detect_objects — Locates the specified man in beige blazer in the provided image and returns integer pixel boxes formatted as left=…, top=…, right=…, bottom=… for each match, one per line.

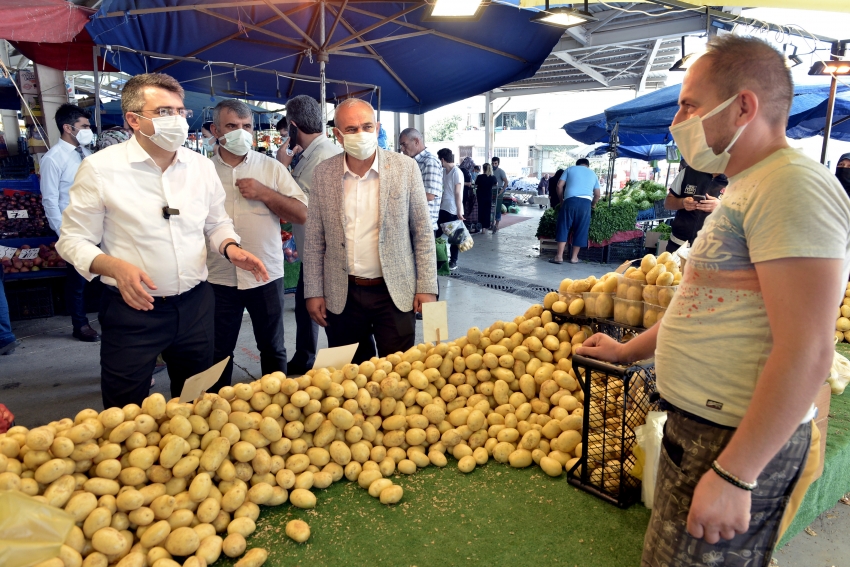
left=304, top=98, right=437, bottom=363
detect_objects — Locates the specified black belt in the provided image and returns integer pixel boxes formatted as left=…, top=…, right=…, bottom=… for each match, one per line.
left=348, top=275, right=385, bottom=287
left=105, top=282, right=202, bottom=304
left=658, top=398, right=736, bottom=431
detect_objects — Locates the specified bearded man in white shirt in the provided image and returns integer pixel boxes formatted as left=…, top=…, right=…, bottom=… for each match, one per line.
left=304, top=99, right=437, bottom=364
left=40, top=103, right=99, bottom=342
left=57, top=73, right=268, bottom=409
left=207, top=99, right=307, bottom=390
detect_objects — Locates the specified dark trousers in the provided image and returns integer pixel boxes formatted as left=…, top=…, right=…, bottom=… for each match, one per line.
left=325, top=282, right=415, bottom=365
left=66, top=263, right=90, bottom=329
left=99, top=282, right=214, bottom=409
left=476, top=188, right=492, bottom=230
left=212, top=278, right=287, bottom=391
left=435, top=209, right=459, bottom=263
left=289, top=266, right=318, bottom=372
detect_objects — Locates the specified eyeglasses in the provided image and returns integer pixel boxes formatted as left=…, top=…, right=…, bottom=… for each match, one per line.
left=135, top=107, right=194, bottom=119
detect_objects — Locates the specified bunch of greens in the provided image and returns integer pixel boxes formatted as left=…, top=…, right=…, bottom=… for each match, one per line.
left=587, top=200, right=639, bottom=243
left=649, top=223, right=672, bottom=240
left=610, top=180, right=667, bottom=211
left=535, top=205, right=559, bottom=239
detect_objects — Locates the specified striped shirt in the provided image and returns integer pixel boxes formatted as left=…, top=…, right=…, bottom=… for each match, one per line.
left=413, top=148, right=442, bottom=230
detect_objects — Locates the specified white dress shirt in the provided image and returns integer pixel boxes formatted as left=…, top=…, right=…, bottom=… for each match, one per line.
left=290, top=135, right=342, bottom=258
left=39, top=139, right=90, bottom=234
left=57, top=135, right=239, bottom=297
left=343, top=153, right=382, bottom=279
left=208, top=150, right=307, bottom=290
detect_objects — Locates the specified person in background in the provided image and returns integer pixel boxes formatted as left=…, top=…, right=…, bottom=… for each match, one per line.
left=580, top=35, right=850, bottom=567
left=95, top=124, right=132, bottom=152
left=551, top=158, right=600, bottom=264
left=277, top=95, right=342, bottom=375
left=207, top=99, right=308, bottom=390
left=57, top=72, right=269, bottom=409
left=304, top=99, right=437, bottom=365
left=399, top=128, right=442, bottom=232
left=437, top=148, right=464, bottom=271
left=835, top=152, right=850, bottom=199
left=40, top=103, right=99, bottom=343
left=459, top=157, right=476, bottom=225
left=200, top=121, right=216, bottom=154
left=475, top=163, right=496, bottom=234
left=472, top=165, right=480, bottom=182
left=537, top=173, right=550, bottom=195
left=490, top=157, right=508, bottom=232
left=0, top=268, right=18, bottom=355
left=664, top=162, right=728, bottom=252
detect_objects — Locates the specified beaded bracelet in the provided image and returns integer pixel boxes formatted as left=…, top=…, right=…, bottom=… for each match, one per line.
left=711, top=460, right=758, bottom=491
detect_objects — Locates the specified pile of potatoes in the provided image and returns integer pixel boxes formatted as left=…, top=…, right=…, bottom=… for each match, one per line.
left=0, top=302, right=623, bottom=567
left=835, top=281, right=850, bottom=343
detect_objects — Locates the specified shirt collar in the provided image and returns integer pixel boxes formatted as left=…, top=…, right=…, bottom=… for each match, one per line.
left=213, top=148, right=252, bottom=169
left=57, top=139, right=78, bottom=152
left=299, top=134, right=328, bottom=162
left=412, top=148, right=432, bottom=162
left=343, top=149, right=381, bottom=178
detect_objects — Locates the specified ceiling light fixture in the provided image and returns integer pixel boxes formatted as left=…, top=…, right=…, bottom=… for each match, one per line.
left=531, top=0, right=596, bottom=30
left=425, top=0, right=485, bottom=21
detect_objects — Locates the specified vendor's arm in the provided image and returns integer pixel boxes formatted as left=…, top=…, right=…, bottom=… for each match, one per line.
left=591, top=175, right=601, bottom=208
left=577, top=321, right=659, bottom=364
left=665, top=168, right=690, bottom=211
left=686, top=256, right=840, bottom=543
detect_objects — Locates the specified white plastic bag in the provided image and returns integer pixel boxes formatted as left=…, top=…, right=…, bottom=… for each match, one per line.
left=635, top=410, right=667, bottom=509
left=828, top=351, right=850, bottom=394
left=438, top=219, right=474, bottom=252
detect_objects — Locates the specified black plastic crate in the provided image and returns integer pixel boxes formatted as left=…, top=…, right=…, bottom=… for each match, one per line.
left=578, top=245, right=608, bottom=263
left=568, top=355, right=658, bottom=508
left=607, top=236, right=645, bottom=265
left=653, top=200, right=676, bottom=220
left=6, top=284, right=54, bottom=320
left=636, top=207, right=655, bottom=221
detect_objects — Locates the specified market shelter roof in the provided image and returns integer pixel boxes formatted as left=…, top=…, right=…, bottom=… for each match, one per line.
left=0, top=0, right=93, bottom=43
left=513, top=0, right=850, bottom=14
left=84, top=1, right=565, bottom=114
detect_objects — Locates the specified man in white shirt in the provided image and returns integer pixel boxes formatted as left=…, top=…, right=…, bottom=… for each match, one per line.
left=207, top=99, right=307, bottom=389
left=436, top=148, right=464, bottom=271
left=40, top=103, right=99, bottom=342
left=276, top=95, right=342, bottom=375
left=57, top=73, right=268, bottom=409
left=579, top=36, right=850, bottom=565
left=304, top=99, right=437, bottom=364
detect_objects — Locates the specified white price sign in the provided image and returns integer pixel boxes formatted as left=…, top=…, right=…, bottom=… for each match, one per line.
left=19, top=248, right=39, bottom=260
left=6, top=210, right=28, bottom=219
left=0, top=246, right=16, bottom=259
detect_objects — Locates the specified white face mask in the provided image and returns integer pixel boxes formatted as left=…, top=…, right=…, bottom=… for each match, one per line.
left=201, top=135, right=216, bottom=152
left=669, top=94, right=747, bottom=174
left=219, top=128, right=253, bottom=157
left=75, top=128, right=93, bottom=146
left=134, top=114, right=189, bottom=152
left=340, top=131, right=378, bottom=161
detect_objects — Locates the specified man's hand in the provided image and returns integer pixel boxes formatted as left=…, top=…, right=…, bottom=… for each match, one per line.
left=576, top=333, right=623, bottom=363
left=111, top=258, right=157, bottom=311
left=413, top=293, right=437, bottom=313
left=457, top=213, right=465, bottom=222
left=276, top=145, right=302, bottom=168
left=236, top=178, right=271, bottom=202
left=307, top=297, right=328, bottom=327
left=682, top=196, right=698, bottom=211
left=687, top=469, right=751, bottom=543
left=227, top=247, right=270, bottom=282
left=696, top=195, right=720, bottom=213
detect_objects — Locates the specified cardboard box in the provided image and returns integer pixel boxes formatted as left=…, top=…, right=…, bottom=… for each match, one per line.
left=813, top=382, right=831, bottom=481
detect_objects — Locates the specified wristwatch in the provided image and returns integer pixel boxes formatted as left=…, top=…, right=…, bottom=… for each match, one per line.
left=223, top=241, right=242, bottom=263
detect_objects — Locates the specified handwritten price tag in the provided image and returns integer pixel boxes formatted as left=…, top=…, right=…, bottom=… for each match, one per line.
left=19, top=249, right=39, bottom=260
left=6, top=210, right=28, bottom=219
left=0, top=246, right=16, bottom=259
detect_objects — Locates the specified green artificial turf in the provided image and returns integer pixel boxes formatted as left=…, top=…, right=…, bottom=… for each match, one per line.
left=216, top=463, right=651, bottom=567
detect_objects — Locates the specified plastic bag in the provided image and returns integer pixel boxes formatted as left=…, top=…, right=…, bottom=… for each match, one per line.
left=438, top=219, right=473, bottom=252
left=634, top=410, right=667, bottom=509
left=0, top=490, right=75, bottom=567
left=282, top=235, right=299, bottom=264
left=828, top=351, right=850, bottom=394
left=435, top=238, right=450, bottom=276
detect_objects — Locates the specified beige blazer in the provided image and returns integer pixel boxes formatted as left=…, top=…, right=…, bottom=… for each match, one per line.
left=304, top=148, right=438, bottom=314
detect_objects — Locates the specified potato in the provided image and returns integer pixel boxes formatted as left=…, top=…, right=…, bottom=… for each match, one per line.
left=368, top=478, right=394, bottom=498
left=290, top=488, right=317, bottom=509
left=91, top=527, right=126, bottom=555
left=640, top=254, right=656, bottom=273
left=222, top=533, right=247, bottom=558
left=234, top=548, right=269, bottom=567
left=458, top=455, right=476, bottom=473
left=58, top=544, right=83, bottom=567
left=34, top=458, right=67, bottom=484
left=164, top=526, right=200, bottom=556
left=285, top=519, right=311, bottom=543
left=196, top=535, right=223, bottom=565
left=379, top=485, right=403, bottom=505
left=228, top=516, right=257, bottom=538
left=656, top=271, right=674, bottom=287
left=65, top=492, right=98, bottom=522
left=540, top=456, right=563, bottom=477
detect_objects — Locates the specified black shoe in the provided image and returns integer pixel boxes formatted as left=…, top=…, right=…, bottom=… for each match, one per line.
left=73, top=324, right=100, bottom=342
left=0, top=340, right=20, bottom=355
left=449, top=261, right=458, bottom=271
left=286, top=362, right=310, bottom=377
left=415, top=312, right=423, bottom=320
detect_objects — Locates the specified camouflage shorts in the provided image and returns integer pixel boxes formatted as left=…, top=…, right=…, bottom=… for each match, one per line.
left=641, top=409, right=811, bottom=567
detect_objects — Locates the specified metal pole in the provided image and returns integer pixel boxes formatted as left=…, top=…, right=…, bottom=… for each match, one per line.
left=820, top=41, right=846, bottom=165
left=319, top=1, right=327, bottom=131
left=92, top=46, right=101, bottom=133
left=376, top=87, right=381, bottom=122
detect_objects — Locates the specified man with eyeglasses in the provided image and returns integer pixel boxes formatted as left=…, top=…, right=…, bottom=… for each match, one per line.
left=58, top=73, right=269, bottom=409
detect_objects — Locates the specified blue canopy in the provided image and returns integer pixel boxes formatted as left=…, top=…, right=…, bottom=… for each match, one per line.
left=787, top=90, right=850, bottom=142
left=99, top=90, right=282, bottom=131
left=565, top=83, right=850, bottom=145
left=86, top=1, right=564, bottom=114
left=589, top=144, right=670, bottom=161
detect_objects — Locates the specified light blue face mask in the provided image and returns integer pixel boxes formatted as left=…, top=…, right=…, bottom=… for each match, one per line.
left=201, top=136, right=216, bottom=152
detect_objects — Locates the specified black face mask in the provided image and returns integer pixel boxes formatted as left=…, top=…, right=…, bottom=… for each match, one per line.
left=837, top=168, right=850, bottom=193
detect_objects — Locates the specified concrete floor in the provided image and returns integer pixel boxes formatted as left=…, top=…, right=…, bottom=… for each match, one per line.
left=0, top=205, right=847, bottom=565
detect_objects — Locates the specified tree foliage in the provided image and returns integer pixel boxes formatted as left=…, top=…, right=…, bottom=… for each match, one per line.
left=426, top=114, right=462, bottom=142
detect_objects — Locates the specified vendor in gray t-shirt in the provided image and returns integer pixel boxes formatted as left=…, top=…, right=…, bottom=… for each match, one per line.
left=491, top=157, right=509, bottom=232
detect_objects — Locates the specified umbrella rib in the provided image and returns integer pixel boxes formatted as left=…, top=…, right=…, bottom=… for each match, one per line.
left=327, top=4, right=424, bottom=51
left=344, top=5, right=525, bottom=63
left=331, top=30, right=434, bottom=51
left=195, top=7, right=309, bottom=49
left=323, top=0, right=349, bottom=50
left=288, top=5, right=322, bottom=97
left=261, top=0, right=319, bottom=51
left=325, top=4, right=419, bottom=104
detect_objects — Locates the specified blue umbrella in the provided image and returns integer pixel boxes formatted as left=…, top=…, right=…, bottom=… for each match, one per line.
left=787, top=90, right=850, bottom=142
left=86, top=1, right=564, bottom=114
left=588, top=144, right=670, bottom=161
